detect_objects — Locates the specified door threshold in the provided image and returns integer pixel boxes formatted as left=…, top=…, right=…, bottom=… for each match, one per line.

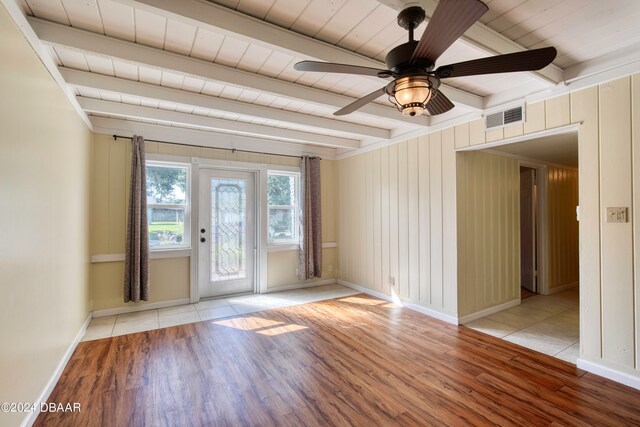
left=199, top=291, right=256, bottom=302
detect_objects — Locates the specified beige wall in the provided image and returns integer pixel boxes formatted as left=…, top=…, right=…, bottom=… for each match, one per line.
left=338, top=74, right=640, bottom=379
left=0, top=7, right=92, bottom=426
left=337, top=131, right=459, bottom=317
left=456, top=151, right=520, bottom=317
left=456, top=153, right=580, bottom=317
left=457, top=79, right=640, bottom=376
left=91, top=134, right=338, bottom=310
left=547, top=166, right=579, bottom=291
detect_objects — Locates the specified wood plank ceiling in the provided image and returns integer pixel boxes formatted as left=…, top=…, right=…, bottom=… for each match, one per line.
left=13, top=0, right=640, bottom=156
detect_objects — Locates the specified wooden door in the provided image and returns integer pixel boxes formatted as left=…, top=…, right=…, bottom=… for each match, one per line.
left=520, top=169, right=536, bottom=292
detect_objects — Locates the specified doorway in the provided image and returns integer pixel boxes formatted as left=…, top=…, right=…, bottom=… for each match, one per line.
left=198, top=168, right=257, bottom=298
left=520, top=166, right=539, bottom=298
left=461, top=130, right=581, bottom=363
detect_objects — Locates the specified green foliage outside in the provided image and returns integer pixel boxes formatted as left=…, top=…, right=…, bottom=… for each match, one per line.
left=149, top=221, right=183, bottom=234
left=146, top=166, right=186, bottom=204
left=267, top=175, right=293, bottom=205
left=148, top=221, right=184, bottom=245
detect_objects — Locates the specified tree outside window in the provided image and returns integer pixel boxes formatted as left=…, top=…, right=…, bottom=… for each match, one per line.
left=267, top=172, right=299, bottom=245
left=146, top=162, right=190, bottom=249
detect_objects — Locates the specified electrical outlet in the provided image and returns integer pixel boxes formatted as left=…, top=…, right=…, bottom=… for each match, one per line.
left=328, top=265, right=333, bottom=272
left=606, top=207, right=628, bottom=223
left=389, top=276, right=396, bottom=286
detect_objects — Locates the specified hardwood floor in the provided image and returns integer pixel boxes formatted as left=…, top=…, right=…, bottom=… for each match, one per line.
left=36, top=294, right=640, bottom=426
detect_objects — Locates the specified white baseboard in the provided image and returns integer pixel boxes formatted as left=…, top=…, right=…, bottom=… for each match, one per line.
left=547, top=281, right=579, bottom=295
left=337, top=280, right=392, bottom=301
left=337, top=280, right=458, bottom=325
left=21, top=312, right=92, bottom=427
left=93, top=298, right=190, bottom=317
left=577, top=357, right=640, bottom=390
left=458, top=299, right=521, bottom=324
left=402, top=300, right=459, bottom=325
left=263, top=279, right=337, bottom=294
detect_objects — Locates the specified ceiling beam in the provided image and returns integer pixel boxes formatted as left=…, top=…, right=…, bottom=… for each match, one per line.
left=60, top=68, right=390, bottom=139
left=377, top=0, right=564, bottom=85
left=0, top=0, right=92, bottom=130
left=564, top=43, right=640, bottom=83
left=78, top=97, right=360, bottom=149
left=112, top=0, right=383, bottom=68
left=91, top=117, right=337, bottom=159
left=108, top=0, right=483, bottom=111
left=29, top=17, right=432, bottom=127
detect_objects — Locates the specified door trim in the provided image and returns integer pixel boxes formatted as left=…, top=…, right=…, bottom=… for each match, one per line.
left=190, top=158, right=268, bottom=303
left=520, top=160, right=549, bottom=295
left=198, top=168, right=256, bottom=298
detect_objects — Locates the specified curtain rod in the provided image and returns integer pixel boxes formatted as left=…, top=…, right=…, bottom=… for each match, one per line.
left=112, top=135, right=319, bottom=160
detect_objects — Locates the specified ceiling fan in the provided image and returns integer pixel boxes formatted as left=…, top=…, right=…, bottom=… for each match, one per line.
left=294, top=0, right=557, bottom=117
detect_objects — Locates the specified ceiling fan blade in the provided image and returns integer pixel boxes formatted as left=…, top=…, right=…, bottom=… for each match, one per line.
left=334, top=87, right=387, bottom=116
left=425, top=90, right=454, bottom=115
left=412, top=0, right=488, bottom=63
left=295, top=61, right=390, bottom=77
left=435, top=47, right=558, bottom=79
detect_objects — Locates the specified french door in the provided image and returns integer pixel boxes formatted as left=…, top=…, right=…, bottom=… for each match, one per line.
left=198, top=169, right=256, bottom=298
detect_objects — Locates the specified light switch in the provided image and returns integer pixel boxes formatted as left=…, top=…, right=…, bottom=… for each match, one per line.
left=606, top=207, right=628, bottom=223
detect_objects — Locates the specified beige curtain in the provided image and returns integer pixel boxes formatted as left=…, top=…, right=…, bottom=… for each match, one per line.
left=124, top=135, right=149, bottom=302
left=298, top=156, right=322, bottom=280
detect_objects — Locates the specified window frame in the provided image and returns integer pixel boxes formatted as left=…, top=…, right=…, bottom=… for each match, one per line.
left=267, top=168, right=301, bottom=247
left=146, top=159, right=192, bottom=252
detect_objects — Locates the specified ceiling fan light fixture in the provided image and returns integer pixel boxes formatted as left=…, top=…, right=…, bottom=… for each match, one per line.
left=390, top=76, right=433, bottom=116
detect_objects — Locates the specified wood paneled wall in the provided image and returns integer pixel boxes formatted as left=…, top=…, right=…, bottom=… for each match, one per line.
left=547, top=166, right=579, bottom=291
left=456, top=151, right=521, bottom=317
left=456, top=77, right=640, bottom=375
left=338, top=74, right=640, bottom=379
left=337, top=130, right=459, bottom=317
left=90, top=134, right=338, bottom=310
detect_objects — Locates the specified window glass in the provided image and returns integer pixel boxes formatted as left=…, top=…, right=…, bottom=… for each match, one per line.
left=267, top=172, right=299, bottom=244
left=146, top=163, right=190, bottom=249
left=146, top=165, right=187, bottom=205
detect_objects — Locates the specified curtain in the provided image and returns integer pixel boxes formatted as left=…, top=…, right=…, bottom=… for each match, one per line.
left=124, top=135, right=149, bottom=302
left=298, top=156, right=322, bottom=280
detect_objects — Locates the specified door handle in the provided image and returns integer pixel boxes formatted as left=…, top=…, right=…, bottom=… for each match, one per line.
left=200, top=237, right=206, bottom=243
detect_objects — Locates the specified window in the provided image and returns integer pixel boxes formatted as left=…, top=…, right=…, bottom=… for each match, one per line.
left=146, top=161, right=190, bottom=250
left=267, top=171, right=299, bottom=245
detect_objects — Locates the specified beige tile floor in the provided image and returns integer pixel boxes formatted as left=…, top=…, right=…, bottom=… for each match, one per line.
left=464, top=288, right=580, bottom=364
left=82, top=284, right=358, bottom=342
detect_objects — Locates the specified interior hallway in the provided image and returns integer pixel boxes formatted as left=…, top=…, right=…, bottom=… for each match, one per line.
left=464, top=288, right=579, bottom=363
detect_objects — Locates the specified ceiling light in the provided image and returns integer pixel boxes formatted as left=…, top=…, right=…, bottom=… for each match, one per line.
left=389, top=76, right=433, bottom=116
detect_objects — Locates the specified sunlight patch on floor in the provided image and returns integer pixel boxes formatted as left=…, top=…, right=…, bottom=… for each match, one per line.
left=212, top=317, right=284, bottom=331
left=338, top=296, right=388, bottom=306
left=256, top=324, right=308, bottom=336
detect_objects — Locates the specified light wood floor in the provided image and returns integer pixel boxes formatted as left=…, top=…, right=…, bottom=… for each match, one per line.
left=36, top=294, right=640, bottom=426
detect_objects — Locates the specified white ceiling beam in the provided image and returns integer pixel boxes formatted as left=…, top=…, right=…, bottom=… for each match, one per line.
left=78, top=97, right=360, bottom=149
left=377, top=0, right=565, bottom=85
left=29, top=17, right=431, bottom=127
left=110, top=0, right=483, bottom=112
left=90, top=117, right=336, bottom=159
left=0, top=0, right=92, bottom=130
left=112, top=0, right=383, bottom=68
left=564, top=43, right=640, bottom=83
left=60, top=68, right=390, bottom=139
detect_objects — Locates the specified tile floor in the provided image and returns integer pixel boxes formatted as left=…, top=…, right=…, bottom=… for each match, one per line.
left=464, top=287, right=580, bottom=364
left=82, top=284, right=358, bottom=341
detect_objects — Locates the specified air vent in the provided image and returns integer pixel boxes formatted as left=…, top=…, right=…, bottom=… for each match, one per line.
left=485, top=105, right=524, bottom=130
